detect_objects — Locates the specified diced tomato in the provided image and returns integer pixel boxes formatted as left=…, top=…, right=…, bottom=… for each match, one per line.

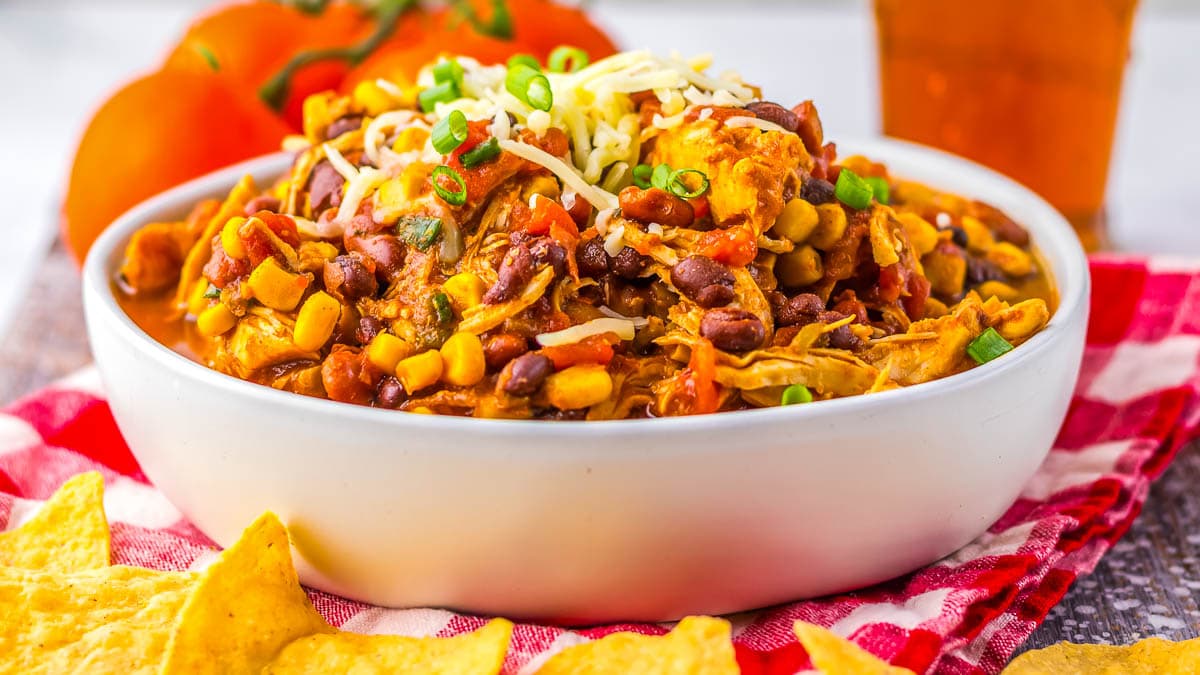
left=541, top=334, right=615, bottom=370
left=689, top=195, right=710, bottom=222
left=698, top=226, right=758, bottom=267
left=525, top=194, right=575, bottom=236
left=685, top=337, right=720, bottom=415
left=254, top=211, right=300, bottom=248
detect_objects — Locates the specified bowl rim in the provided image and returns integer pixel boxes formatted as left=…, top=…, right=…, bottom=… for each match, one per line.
left=84, top=137, right=1089, bottom=440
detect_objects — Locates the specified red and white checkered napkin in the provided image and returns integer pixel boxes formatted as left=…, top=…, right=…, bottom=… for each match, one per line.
left=1, top=255, right=1198, bottom=674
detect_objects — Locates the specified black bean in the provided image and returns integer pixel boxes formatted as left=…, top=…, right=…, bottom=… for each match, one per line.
left=529, top=237, right=567, bottom=277
left=577, top=238, right=610, bottom=278
left=966, top=256, right=1004, bottom=285
left=799, top=176, right=836, bottom=205
left=376, top=376, right=406, bottom=408
left=484, top=244, right=534, bottom=304
left=610, top=246, right=648, bottom=280
left=700, top=308, right=766, bottom=352
left=324, top=254, right=378, bottom=300
left=775, top=292, right=825, bottom=327
left=355, top=316, right=384, bottom=345
left=501, top=353, right=553, bottom=396
left=945, top=225, right=969, bottom=249
left=670, top=255, right=735, bottom=308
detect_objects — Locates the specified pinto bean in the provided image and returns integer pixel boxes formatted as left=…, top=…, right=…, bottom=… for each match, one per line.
left=243, top=195, right=281, bottom=216
left=325, top=114, right=364, bottom=140
left=376, top=376, right=406, bottom=409
left=500, top=353, right=553, bottom=396
left=775, top=292, right=825, bottom=327
left=799, top=176, right=836, bottom=205
left=611, top=246, right=648, bottom=280
left=670, top=255, right=735, bottom=308
left=323, top=253, right=378, bottom=300
left=618, top=186, right=694, bottom=228
left=746, top=101, right=800, bottom=132
left=483, top=244, right=534, bottom=304
left=577, top=237, right=610, bottom=278
left=700, top=308, right=766, bottom=352
left=483, top=333, right=529, bottom=370
left=791, top=100, right=824, bottom=156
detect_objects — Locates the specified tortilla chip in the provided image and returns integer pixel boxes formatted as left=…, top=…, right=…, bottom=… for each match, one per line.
left=264, top=618, right=513, bottom=674
left=0, top=472, right=109, bottom=572
left=0, top=565, right=195, bottom=674
left=1001, top=636, right=1200, bottom=674
left=534, top=616, right=739, bottom=674
left=159, top=511, right=334, bottom=674
left=794, top=621, right=915, bottom=674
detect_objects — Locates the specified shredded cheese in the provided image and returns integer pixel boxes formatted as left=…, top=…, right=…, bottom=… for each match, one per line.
left=536, top=317, right=638, bottom=347
left=335, top=166, right=387, bottom=223
left=322, top=144, right=359, bottom=182
left=497, top=139, right=619, bottom=210
left=723, top=116, right=790, bottom=133
left=598, top=306, right=650, bottom=327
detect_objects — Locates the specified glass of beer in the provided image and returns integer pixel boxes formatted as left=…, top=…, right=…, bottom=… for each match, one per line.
left=874, top=0, right=1139, bottom=251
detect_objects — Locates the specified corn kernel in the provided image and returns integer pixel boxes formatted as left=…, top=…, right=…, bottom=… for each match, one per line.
left=774, top=245, right=824, bottom=288
left=220, top=217, right=247, bottom=259
left=366, top=333, right=413, bottom=373
left=197, top=303, right=237, bottom=337
left=808, top=204, right=848, bottom=250
left=439, top=332, right=486, bottom=387
left=896, top=212, right=939, bottom=256
left=772, top=198, right=820, bottom=244
left=960, top=216, right=995, bottom=252
left=247, top=257, right=308, bottom=311
left=352, top=80, right=395, bottom=117
left=977, top=280, right=1020, bottom=302
left=986, top=241, right=1034, bottom=277
left=543, top=364, right=613, bottom=410
left=293, top=291, right=340, bottom=351
left=302, top=92, right=335, bottom=141
left=395, top=350, right=444, bottom=393
left=442, top=273, right=485, bottom=312
left=187, top=278, right=213, bottom=316
left=409, top=406, right=434, bottom=415
left=391, top=126, right=430, bottom=154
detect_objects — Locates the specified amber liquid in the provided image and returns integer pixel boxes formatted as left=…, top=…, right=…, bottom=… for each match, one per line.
left=875, top=0, right=1138, bottom=251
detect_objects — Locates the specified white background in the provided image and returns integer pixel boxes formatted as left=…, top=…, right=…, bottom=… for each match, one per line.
left=0, top=0, right=1196, bottom=341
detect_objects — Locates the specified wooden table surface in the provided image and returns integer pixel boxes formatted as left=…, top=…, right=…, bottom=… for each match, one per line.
left=2, top=242, right=1198, bottom=659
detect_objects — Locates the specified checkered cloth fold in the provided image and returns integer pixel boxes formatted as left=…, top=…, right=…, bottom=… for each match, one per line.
left=1, top=255, right=1196, bottom=674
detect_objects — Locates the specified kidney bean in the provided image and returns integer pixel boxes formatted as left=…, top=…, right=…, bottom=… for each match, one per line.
left=325, top=114, right=364, bottom=140
left=799, top=175, right=836, bottom=205
left=500, top=352, right=554, bottom=396
left=746, top=101, right=800, bottom=133
left=618, top=186, right=695, bottom=228
left=483, top=332, right=529, bottom=370
left=966, top=255, right=1004, bottom=285
left=321, top=348, right=376, bottom=405
left=611, top=246, right=648, bottom=280
left=563, top=191, right=592, bottom=225
left=376, top=376, right=406, bottom=409
left=344, top=233, right=404, bottom=280
left=700, top=308, right=766, bottom=352
left=577, top=237, right=610, bottom=278
left=529, top=237, right=567, bottom=277
left=483, top=244, right=534, bottom=304
left=356, top=316, right=384, bottom=345
left=971, top=200, right=1030, bottom=246
left=775, top=292, right=825, bottom=327
left=831, top=293, right=869, bottom=324
left=243, top=195, right=281, bottom=216
left=308, top=161, right=344, bottom=213
left=324, top=253, right=378, bottom=300
left=670, top=255, right=735, bottom=308
left=791, top=100, right=824, bottom=156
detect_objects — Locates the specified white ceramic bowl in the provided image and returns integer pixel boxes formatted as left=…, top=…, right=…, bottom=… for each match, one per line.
left=83, top=138, right=1088, bottom=623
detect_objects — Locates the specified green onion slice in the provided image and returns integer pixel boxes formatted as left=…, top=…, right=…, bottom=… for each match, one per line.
left=505, top=65, right=553, bottom=112
left=203, top=284, right=221, bottom=299
left=432, top=59, right=464, bottom=87
left=507, top=53, right=541, bottom=71
left=396, top=215, right=443, bottom=251
left=780, top=384, right=813, bottom=406
left=667, top=168, right=710, bottom=199
left=432, top=165, right=467, bottom=206
left=864, top=176, right=890, bottom=205
left=418, top=81, right=460, bottom=113
left=650, top=163, right=672, bottom=191
left=631, top=163, right=653, bottom=189
left=548, top=45, right=588, bottom=73
left=966, top=327, right=1014, bottom=365
left=834, top=168, right=873, bottom=210
left=460, top=137, right=501, bottom=168
left=431, top=110, right=469, bottom=155
left=432, top=292, right=454, bottom=324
